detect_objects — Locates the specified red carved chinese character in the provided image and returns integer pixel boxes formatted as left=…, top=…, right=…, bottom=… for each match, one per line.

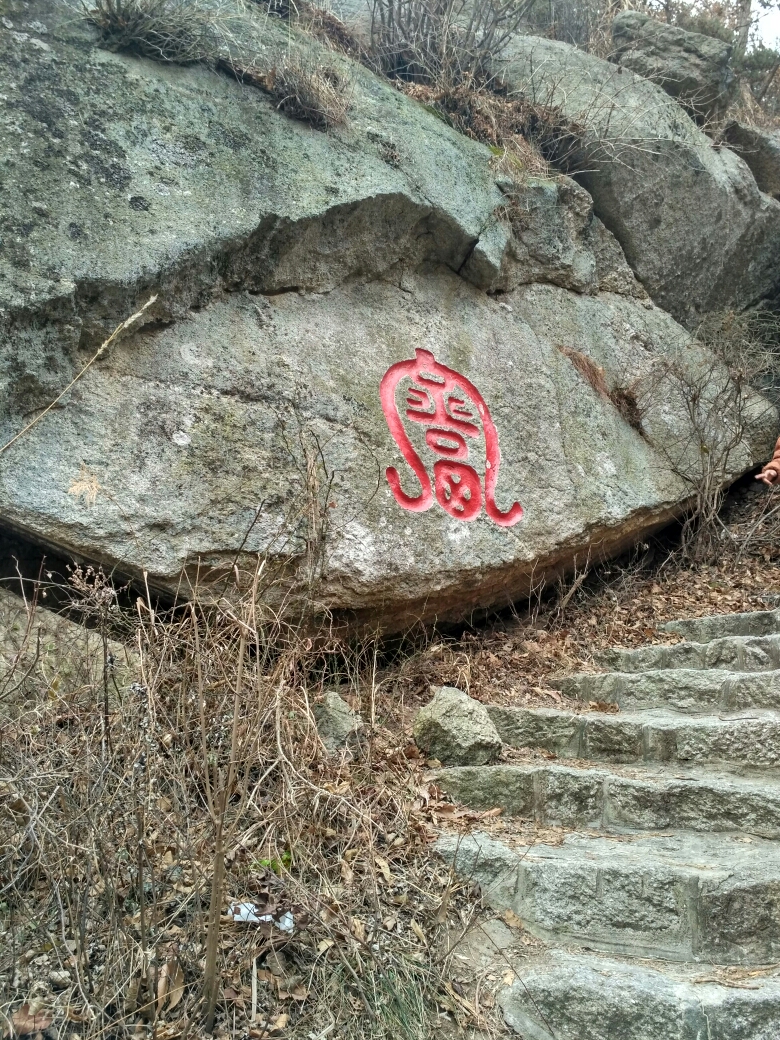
left=379, top=348, right=523, bottom=527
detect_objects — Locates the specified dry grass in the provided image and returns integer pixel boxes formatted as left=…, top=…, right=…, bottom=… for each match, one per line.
left=259, top=0, right=366, bottom=59
left=266, top=58, right=352, bottom=129
left=557, top=347, right=645, bottom=435
left=397, top=80, right=586, bottom=178
left=0, top=566, right=508, bottom=1040
left=86, top=0, right=353, bottom=130
left=84, top=0, right=220, bottom=63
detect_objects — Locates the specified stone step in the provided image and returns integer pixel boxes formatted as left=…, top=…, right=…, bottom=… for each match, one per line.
left=486, top=704, right=780, bottom=769
left=597, top=633, right=780, bottom=673
left=438, top=830, right=780, bottom=964
left=661, top=608, right=780, bottom=643
left=496, top=950, right=780, bottom=1040
left=551, top=668, right=780, bottom=712
left=435, top=762, right=780, bottom=837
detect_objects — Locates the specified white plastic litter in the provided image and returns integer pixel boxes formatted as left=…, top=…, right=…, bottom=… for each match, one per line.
left=230, top=902, right=295, bottom=933
left=276, top=911, right=295, bottom=933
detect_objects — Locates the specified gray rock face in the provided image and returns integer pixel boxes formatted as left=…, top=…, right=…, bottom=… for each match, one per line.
left=0, top=4, right=775, bottom=632
left=433, top=608, right=780, bottom=1037
left=611, top=10, right=734, bottom=122
left=499, top=35, right=780, bottom=326
left=313, top=690, right=364, bottom=750
left=413, top=686, right=502, bottom=764
left=722, top=121, right=780, bottom=199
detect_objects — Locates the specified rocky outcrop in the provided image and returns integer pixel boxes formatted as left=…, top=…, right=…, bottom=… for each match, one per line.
left=722, top=120, right=780, bottom=199
left=0, top=3, right=776, bottom=632
left=498, top=35, right=780, bottom=326
left=436, top=608, right=780, bottom=1037
left=611, top=10, right=735, bottom=122
left=413, top=687, right=502, bottom=765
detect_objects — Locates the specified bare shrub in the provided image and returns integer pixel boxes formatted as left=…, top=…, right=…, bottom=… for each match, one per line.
left=369, top=0, right=536, bottom=87
left=399, top=79, right=587, bottom=177
left=258, top=0, right=366, bottom=57
left=524, top=0, right=625, bottom=56
left=636, top=311, right=780, bottom=562
left=0, top=580, right=442, bottom=1038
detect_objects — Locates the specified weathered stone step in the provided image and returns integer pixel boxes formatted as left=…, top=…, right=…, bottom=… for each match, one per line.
left=435, top=762, right=780, bottom=837
left=597, top=633, right=780, bottom=673
left=438, top=830, right=780, bottom=964
left=487, top=704, right=780, bottom=769
left=551, top=668, right=780, bottom=712
left=661, top=608, right=780, bottom=643
left=496, top=950, right=780, bottom=1040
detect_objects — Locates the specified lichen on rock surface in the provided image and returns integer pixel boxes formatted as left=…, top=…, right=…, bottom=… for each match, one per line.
left=0, top=0, right=776, bottom=633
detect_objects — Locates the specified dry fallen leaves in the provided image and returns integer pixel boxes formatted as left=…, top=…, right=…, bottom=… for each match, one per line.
left=157, top=953, right=185, bottom=1013
left=11, top=1004, right=53, bottom=1036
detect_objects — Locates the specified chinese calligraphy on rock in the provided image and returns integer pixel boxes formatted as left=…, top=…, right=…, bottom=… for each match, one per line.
left=379, top=348, right=523, bottom=527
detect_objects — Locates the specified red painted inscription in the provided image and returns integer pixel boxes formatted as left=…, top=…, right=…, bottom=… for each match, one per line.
left=379, top=348, right=523, bottom=526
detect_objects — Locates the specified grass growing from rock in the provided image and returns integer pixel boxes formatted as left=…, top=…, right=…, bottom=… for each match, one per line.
left=86, top=0, right=353, bottom=130
left=85, top=0, right=222, bottom=62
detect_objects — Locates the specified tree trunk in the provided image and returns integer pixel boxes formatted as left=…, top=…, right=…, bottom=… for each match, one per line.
left=733, top=0, right=753, bottom=61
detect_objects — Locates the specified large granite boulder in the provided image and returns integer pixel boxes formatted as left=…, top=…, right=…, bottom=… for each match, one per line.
left=0, top=3, right=775, bottom=632
left=722, top=121, right=780, bottom=199
left=498, top=35, right=780, bottom=327
left=610, top=11, right=735, bottom=123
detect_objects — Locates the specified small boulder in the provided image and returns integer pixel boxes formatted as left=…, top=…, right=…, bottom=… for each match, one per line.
left=722, top=121, right=780, bottom=199
left=314, top=690, right=364, bottom=751
left=414, top=687, right=502, bottom=766
left=611, top=10, right=734, bottom=123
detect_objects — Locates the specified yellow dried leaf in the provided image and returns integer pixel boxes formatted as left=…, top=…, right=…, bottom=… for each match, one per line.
left=410, top=919, right=427, bottom=946
left=167, top=959, right=185, bottom=1011
left=502, top=909, right=524, bottom=929
left=374, top=855, right=392, bottom=883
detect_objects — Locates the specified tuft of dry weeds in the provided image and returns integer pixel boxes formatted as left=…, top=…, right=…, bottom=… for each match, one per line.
left=259, top=0, right=366, bottom=59
left=84, top=0, right=220, bottom=64
left=266, top=58, right=352, bottom=129
left=397, top=80, right=585, bottom=178
left=220, top=56, right=352, bottom=130
left=557, top=347, right=644, bottom=435
left=86, top=0, right=352, bottom=131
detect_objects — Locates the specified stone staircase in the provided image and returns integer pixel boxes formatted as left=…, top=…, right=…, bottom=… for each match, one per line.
left=435, top=609, right=780, bottom=1040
